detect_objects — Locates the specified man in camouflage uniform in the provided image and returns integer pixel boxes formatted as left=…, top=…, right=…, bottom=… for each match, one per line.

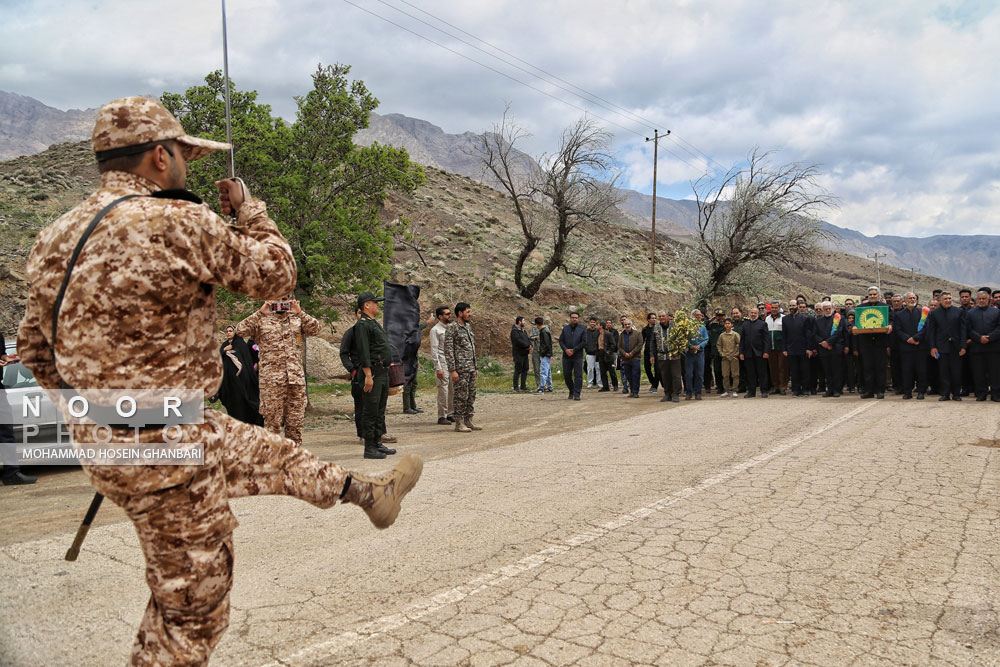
left=16, top=97, right=421, bottom=666
left=236, top=299, right=319, bottom=446
left=353, top=291, right=399, bottom=459
left=444, top=301, right=481, bottom=432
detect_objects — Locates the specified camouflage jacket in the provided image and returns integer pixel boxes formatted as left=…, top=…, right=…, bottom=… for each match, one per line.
left=17, top=170, right=294, bottom=495
left=444, top=320, right=477, bottom=373
left=237, top=310, right=320, bottom=386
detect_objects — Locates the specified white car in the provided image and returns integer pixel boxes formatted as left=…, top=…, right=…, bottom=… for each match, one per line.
left=4, top=341, right=62, bottom=452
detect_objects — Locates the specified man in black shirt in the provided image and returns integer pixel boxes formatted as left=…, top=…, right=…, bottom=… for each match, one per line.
left=739, top=307, right=771, bottom=397
left=926, top=291, right=967, bottom=401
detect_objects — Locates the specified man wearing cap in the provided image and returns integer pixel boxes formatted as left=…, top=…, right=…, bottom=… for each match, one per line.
left=445, top=302, right=480, bottom=431
left=17, top=97, right=422, bottom=666
left=354, top=291, right=400, bottom=457
left=236, top=298, right=320, bottom=446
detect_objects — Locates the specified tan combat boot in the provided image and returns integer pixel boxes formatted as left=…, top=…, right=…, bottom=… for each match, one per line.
left=464, top=417, right=483, bottom=431
left=455, top=419, right=472, bottom=433
left=343, top=455, right=423, bottom=529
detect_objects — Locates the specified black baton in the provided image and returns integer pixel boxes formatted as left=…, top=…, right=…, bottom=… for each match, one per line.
left=65, top=492, right=104, bottom=561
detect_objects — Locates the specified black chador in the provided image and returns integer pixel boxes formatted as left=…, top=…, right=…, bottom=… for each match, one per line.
left=216, top=334, right=264, bottom=425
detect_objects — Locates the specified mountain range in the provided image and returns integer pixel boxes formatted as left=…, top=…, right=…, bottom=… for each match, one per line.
left=356, top=113, right=999, bottom=288
left=0, top=91, right=97, bottom=161
left=1, top=91, right=994, bottom=287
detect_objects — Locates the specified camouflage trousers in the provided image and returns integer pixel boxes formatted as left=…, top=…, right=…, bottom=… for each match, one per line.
left=259, top=382, right=307, bottom=446
left=453, top=370, right=477, bottom=418
left=79, top=409, right=348, bottom=666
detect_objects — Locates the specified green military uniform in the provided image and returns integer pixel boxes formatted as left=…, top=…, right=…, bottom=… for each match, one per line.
left=355, top=312, right=393, bottom=445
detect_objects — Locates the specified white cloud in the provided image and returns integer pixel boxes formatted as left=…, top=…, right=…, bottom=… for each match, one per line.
left=0, top=0, right=996, bottom=238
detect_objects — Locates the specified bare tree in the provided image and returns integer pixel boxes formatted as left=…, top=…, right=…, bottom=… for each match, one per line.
left=691, top=147, right=836, bottom=298
left=477, top=108, right=622, bottom=299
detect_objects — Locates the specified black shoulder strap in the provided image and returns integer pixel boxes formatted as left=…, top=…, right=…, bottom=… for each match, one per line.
left=51, top=195, right=143, bottom=358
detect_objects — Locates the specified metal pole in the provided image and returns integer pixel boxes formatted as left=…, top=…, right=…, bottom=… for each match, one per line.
left=221, top=0, right=235, bottom=178
left=867, top=252, right=885, bottom=292
left=651, top=130, right=657, bottom=275
left=644, top=130, right=669, bottom=275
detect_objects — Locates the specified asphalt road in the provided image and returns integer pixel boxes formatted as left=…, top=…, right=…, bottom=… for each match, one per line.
left=1, top=392, right=998, bottom=666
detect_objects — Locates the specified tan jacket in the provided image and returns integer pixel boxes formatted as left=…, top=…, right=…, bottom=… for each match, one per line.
left=717, top=331, right=741, bottom=359
left=18, top=171, right=295, bottom=497
left=618, top=327, right=643, bottom=359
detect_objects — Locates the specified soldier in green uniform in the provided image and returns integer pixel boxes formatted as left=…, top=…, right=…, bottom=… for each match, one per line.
left=354, top=291, right=398, bottom=459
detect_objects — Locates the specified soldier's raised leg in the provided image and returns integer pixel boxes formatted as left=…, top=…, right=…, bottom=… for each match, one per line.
left=124, top=411, right=421, bottom=665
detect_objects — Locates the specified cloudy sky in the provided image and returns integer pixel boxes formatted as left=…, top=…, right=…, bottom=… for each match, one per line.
left=2, top=0, right=997, bottom=238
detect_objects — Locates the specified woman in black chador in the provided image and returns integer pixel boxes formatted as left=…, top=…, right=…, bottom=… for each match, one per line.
left=215, top=325, right=264, bottom=425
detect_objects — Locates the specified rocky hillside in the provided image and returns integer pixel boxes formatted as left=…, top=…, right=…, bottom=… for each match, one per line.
left=357, top=111, right=1000, bottom=288
left=0, top=91, right=96, bottom=161
left=1, top=142, right=967, bottom=355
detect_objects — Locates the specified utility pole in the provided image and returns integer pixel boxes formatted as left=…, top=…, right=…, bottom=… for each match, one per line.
left=867, top=252, right=886, bottom=292
left=644, top=129, right=670, bottom=275
left=909, top=267, right=915, bottom=292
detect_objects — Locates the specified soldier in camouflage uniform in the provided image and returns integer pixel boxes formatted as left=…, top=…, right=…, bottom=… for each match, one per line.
left=444, top=302, right=481, bottom=432
left=16, top=97, right=421, bottom=667
left=236, top=299, right=320, bottom=446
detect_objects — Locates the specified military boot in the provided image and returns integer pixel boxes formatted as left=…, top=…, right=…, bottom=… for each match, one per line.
left=455, top=419, right=472, bottom=433
left=363, top=439, right=387, bottom=459
left=464, top=417, right=483, bottom=431
left=342, top=455, right=423, bottom=529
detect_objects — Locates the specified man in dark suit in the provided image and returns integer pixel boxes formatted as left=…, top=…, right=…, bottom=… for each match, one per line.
left=783, top=302, right=814, bottom=397
left=966, top=288, right=1000, bottom=401
left=739, top=307, right=771, bottom=397
left=926, top=291, right=967, bottom=401
left=559, top=312, right=586, bottom=400
left=893, top=292, right=929, bottom=399
left=812, top=301, right=846, bottom=397
left=855, top=287, right=891, bottom=399
left=510, top=316, right=532, bottom=391
left=958, top=288, right=975, bottom=395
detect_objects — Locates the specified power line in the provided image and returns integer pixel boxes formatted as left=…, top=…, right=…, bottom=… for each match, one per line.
left=382, top=0, right=726, bottom=173
left=390, top=0, right=660, bottom=132
left=340, top=0, right=652, bottom=140
left=372, top=0, right=652, bottom=138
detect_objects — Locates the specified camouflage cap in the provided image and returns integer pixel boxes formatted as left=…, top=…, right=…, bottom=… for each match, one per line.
left=91, top=96, right=230, bottom=162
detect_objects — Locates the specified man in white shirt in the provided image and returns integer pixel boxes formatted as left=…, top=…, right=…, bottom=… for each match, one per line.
left=429, top=305, right=455, bottom=425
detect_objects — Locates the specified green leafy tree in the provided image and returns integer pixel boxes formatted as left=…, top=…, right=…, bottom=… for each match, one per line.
left=162, top=64, right=425, bottom=320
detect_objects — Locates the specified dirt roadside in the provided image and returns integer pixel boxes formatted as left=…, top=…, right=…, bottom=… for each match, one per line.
left=0, top=384, right=671, bottom=548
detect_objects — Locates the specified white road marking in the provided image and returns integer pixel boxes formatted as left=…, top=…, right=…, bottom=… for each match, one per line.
left=265, top=402, right=875, bottom=666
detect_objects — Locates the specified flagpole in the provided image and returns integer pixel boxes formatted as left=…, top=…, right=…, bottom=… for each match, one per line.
left=221, top=0, right=235, bottom=178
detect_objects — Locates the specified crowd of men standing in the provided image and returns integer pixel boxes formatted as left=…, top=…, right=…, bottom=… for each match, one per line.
left=217, top=283, right=1000, bottom=459
left=499, top=286, right=1000, bottom=404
